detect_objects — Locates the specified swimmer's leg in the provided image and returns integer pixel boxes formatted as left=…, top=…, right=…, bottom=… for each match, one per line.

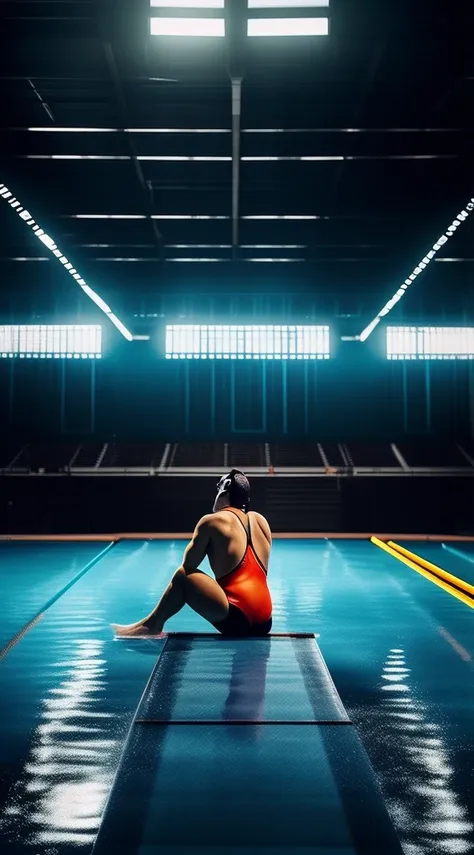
left=112, top=566, right=230, bottom=637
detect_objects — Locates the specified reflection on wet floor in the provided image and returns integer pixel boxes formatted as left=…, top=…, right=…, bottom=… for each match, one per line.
left=378, top=647, right=472, bottom=854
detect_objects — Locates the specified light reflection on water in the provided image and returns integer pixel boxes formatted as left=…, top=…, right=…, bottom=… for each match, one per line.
left=380, top=648, right=473, bottom=855
left=1, top=637, right=117, bottom=849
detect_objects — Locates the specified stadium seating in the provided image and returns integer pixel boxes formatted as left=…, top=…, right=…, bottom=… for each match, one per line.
left=0, top=443, right=23, bottom=469
left=73, top=443, right=105, bottom=468
left=320, top=443, right=347, bottom=467
left=1, top=439, right=471, bottom=472
left=344, top=443, right=399, bottom=467
left=397, top=438, right=470, bottom=467
left=228, top=443, right=266, bottom=467
left=269, top=443, right=324, bottom=466
left=172, top=443, right=224, bottom=467
left=100, top=443, right=165, bottom=468
left=11, top=443, right=79, bottom=472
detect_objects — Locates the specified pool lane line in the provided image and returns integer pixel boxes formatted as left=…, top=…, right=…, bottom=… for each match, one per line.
left=0, top=541, right=116, bottom=662
left=442, top=542, right=474, bottom=566
left=371, top=537, right=474, bottom=610
left=438, top=627, right=472, bottom=663
left=387, top=540, right=474, bottom=598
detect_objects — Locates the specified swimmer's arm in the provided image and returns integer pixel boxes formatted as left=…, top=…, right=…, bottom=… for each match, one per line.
left=181, top=515, right=213, bottom=572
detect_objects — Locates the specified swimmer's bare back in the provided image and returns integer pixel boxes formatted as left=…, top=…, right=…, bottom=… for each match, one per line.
left=204, top=508, right=272, bottom=581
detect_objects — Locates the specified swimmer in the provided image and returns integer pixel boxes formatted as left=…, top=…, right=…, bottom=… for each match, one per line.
left=111, top=469, right=273, bottom=638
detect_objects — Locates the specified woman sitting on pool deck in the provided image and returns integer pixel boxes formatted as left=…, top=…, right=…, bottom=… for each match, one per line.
left=112, top=470, right=273, bottom=638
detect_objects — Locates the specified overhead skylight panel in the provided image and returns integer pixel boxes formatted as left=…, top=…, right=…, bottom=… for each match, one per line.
left=248, top=17, right=328, bottom=36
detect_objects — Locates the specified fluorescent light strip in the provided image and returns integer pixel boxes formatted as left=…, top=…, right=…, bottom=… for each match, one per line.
left=0, top=324, right=102, bottom=358
left=69, top=213, right=320, bottom=220
left=243, top=128, right=462, bottom=133
left=27, top=127, right=459, bottom=134
left=248, top=17, right=329, bottom=36
left=387, top=327, right=474, bottom=360
left=243, top=214, right=322, bottom=219
left=167, top=257, right=227, bottom=262
left=165, top=324, right=330, bottom=359
left=150, top=0, right=223, bottom=5
left=0, top=182, right=133, bottom=342
left=73, top=214, right=147, bottom=219
left=359, top=198, right=474, bottom=342
left=152, top=214, right=229, bottom=219
left=22, top=155, right=130, bottom=160
left=27, top=127, right=231, bottom=133
left=138, top=155, right=231, bottom=161
left=27, top=127, right=118, bottom=132
left=244, top=258, right=305, bottom=262
left=242, top=154, right=455, bottom=161
left=242, top=156, right=343, bottom=161
left=249, top=0, right=328, bottom=5
left=150, top=17, right=225, bottom=36
left=125, top=128, right=231, bottom=133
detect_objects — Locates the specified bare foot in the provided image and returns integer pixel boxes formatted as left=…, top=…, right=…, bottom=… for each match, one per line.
left=111, top=622, right=166, bottom=638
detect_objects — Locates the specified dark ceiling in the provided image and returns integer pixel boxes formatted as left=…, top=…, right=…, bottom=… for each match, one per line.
left=0, top=0, right=473, bottom=337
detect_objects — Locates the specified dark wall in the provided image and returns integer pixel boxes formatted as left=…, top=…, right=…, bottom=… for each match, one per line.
left=1, top=475, right=472, bottom=536
left=0, top=345, right=471, bottom=441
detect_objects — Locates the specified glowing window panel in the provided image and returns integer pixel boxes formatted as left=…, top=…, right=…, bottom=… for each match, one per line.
left=248, top=17, right=328, bottom=36
left=165, top=325, right=330, bottom=359
left=0, top=325, right=102, bottom=358
left=386, top=327, right=474, bottom=360
left=150, top=17, right=225, bottom=35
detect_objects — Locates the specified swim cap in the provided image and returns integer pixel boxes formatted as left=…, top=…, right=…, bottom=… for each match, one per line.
left=213, top=469, right=250, bottom=513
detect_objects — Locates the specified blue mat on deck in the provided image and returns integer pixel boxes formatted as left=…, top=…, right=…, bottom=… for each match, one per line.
left=93, top=634, right=403, bottom=855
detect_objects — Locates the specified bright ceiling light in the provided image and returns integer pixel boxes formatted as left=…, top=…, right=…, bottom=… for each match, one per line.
left=150, top=17, right=225, bottom=35
left=0, top=182, right=133, bottom=341
left=151, top=214, right=229, bottom=219
left=249, top=0, right=328, bottom=5
left=150, top=0, right=223, bottom=5
left=28, top=127, right=119, bottom=132
left=248, top=17, right=329, bottom=36
left=359, top=197, right=474, bottom=342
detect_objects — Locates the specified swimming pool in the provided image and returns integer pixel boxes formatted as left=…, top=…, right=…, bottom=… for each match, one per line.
left=0, top=537, right=473, bottom=854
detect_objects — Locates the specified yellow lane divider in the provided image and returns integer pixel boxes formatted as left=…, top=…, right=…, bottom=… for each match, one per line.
left=371, top=537, right=474, bottom=610
left=387, top=541, right=474, bottom=598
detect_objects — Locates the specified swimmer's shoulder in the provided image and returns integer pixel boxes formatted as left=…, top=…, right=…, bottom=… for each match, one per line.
left=249, top=510, right=272, bottom=543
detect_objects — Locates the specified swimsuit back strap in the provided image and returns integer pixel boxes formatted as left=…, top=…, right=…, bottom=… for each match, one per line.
left=222, top=507, right=250, bottom=544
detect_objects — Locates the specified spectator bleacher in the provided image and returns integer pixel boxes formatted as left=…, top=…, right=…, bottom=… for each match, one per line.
left=344, top=443, right=398, bottom=467
left=13, top=442, right=79, bottom=472
left=0, top=443, right=23, bottom=469
left=73, top=443, right=105, bottom=467
left=397, top=439, right=470, bottom=468
left=321, top=443, right=346, bottom=467
left=100, top=443, right=165, bottom=468
left=228, top=443, right=265, bottom=467
left=172, top=443, right=224, bottom=467
left=1, top=439, right=472, bottom=472
left=269, top=443, right=324, bottom=466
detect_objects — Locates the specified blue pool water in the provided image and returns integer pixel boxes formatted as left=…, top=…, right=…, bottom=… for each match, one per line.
left=0, top=538, right=473, bottom=854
